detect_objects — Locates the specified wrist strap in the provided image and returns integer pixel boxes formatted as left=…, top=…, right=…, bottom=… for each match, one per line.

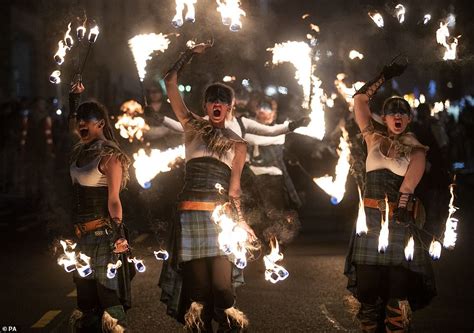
left=167, top=49, right=195, bottom=76
left=353, top=75, right=385, bottom=99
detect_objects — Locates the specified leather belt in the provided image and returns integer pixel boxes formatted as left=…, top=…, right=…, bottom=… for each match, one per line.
left=363, top=198, right=419, bottom=219
left=74, top=218, right=109, bottom=238
left=178, top=201, right=218, bottom=211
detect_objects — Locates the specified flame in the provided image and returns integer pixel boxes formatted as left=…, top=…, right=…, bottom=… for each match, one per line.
left=356, top=186, right=368, bottom=236
left=395, top=4, right=406, bottom=23
left=54, top=40, right=68, bottom=65
left=429, top=239, right=442, bottom=260
left=172, top=0, right=197, bottom=28
left=378, top=195, right=390, bottom=253
left=368, top=11, right=384, bottom=28
left=64, top=22, right=74, bottom=48
left=77, top=21, right=87, bottom=41
left=443, top=182, right=458, bottom=249
left=57, top=239, right=92, bottom=277
left=106, top=260, right=122, bottom=279
left=88, top=25, right=99, bottom=43
left=115, top=114, right=149, bottom=142
left=269, top=41, right=325, bottom=139
left=211, top=203, right=249, bottom=269
left=216, top=0, right=246, bottom=32
left=128, top=33, right=171, bottom=82
left=133, top=146, right=185, bottom=188
left=334, top=73, right=365, bottom=112
left=263, top=238, right=289, bottom=284
left=313, top=128, right=350, bottom=203
left=436, top=22, right=460, bottom=61
left=215, top=183, right=225, bottom=194
left=154, top=249, right=170, bottom=261
left=349, top=50, right=364, bottom=60
left=128, top=257, right=146, bottom=273
left=423, top=14, right=431, bottom=25
left=404, top=235, right=414, bottom=261
left=49, top=70, right=61, bottom=84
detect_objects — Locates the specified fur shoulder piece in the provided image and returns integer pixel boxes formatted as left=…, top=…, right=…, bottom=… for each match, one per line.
left=188, top=115, right=246, bottom=158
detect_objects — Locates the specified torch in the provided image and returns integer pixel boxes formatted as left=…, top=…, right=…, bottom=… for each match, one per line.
left=79, top=24, right=100, bottom=76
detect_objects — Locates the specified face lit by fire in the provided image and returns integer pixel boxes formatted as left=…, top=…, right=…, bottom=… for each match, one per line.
left=382, top=98, right=412, bottom=135
left=76, top=113, right=105, bottom=143
left=205, top=99, right=233, bottom=126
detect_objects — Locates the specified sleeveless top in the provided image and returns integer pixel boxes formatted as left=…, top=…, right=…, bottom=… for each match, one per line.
left=70, top=154, right=108, bottom=187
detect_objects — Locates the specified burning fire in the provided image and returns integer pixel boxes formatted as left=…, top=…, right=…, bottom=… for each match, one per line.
left=263, top=238, right=289, bottom=284
left=404, top=235, right=414, bottom=261
left=349, top=50, right=364, bottom=60
left=334, top=73, right=365, bottom=112
left=395, top=4, right=406, bottom=24
left=211, top=203, right=250, bottom=269
left=154, top=249, right=170, bottom=261
left=115, top=100, right=149, bottom=142
left=133, top=145, right=185, bottom=189
left=378, top=196, right=390, bottom=253
left=313, top=128, right=350, bottom=204
left=77, top=20, right=87, bottom=41
left=128, top=257, right=146, bottom=273
left=443, top=182, right=458, bottom=249
left=356, top=186, right=368, bottom=236
left=107, top=260, right=122, bottom=279
left=429, top=239, right=442, bottom=260
left=436, top=21, right=460, bottom=61
left=49, top=70, right=61, bottom=84
left=57, top=239, right=92, bottom=277
left=54, top=40, right=68, bottom=65
left=128, top=33, right=171, bottom=82
left=88, top=25, right=99, bottom=43
left=368, top=11, right=384, bottom=28
left=64, top=22, right=74, bottom=48
left=216, top=0, right=246, bottom=32
left=172, top=0, right=197, bottom=28
left=423, top=14, right=431, bottom=25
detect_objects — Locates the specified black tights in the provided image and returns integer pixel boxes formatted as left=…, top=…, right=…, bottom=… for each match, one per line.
left=75, top=278, right=121, bottom=312
left=182, top=256, right=235, bottom=311
left=356, top=264, right=410, bottom=304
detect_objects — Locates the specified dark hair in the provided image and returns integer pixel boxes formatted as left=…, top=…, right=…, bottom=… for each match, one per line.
left=76, top=101, right=118, bottom=143
left=203, top=83, right=235, bottom=104
left=382, top=96, right=411, bottom=115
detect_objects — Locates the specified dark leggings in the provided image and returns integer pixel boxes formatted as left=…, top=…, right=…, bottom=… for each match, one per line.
left=182, top=256, right=235, bottom=310
left=75, top=278, right=121, bottom=312
left=356, top=264, right=410, bottom=304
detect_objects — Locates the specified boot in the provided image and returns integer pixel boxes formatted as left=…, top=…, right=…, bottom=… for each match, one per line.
left=385, top=299, right=411, bottom=333
left=357, top=302, right=381, bottom=333
left=70, top=309, right=101, bottom=333
left=102, top=305, right=127, bottom=332
left=215, top=306, right=249, bottom=333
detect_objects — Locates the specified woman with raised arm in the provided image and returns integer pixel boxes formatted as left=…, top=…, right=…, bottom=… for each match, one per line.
left=159, top=43, right=256, bottom=332
left=344, top=62, right=436, bottom=332
left=68, top=81, right=132, bottom=332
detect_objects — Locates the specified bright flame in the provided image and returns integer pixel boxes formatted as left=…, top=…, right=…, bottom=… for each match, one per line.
left=88, top=25, right=99, bottom=43
left=334, top=73, right=365, bottom=112
left=368, top=11, right=384, bottom=28
left=263, top=238, right=289, bottom=284
left=356, top=186, right=368, bottom=236
left=378, top=196, right=390, bottom=253
left=128, top=257, right=146, bottom=273
left=349, top=50, right=364, bottom=60
left=133, top=146, right=185, bottom=188
left=429, top=239, right=442, bottom=260
left=77, top=21, right=86, bottom=41
left=216, top=0, right=246, bottom=32
left=443, top=182, right=458, bottom=249
left=57, top=239, right=92, bottom=277
left=64, top=22, right=74, bottom=48
left=313, top=128, right=350, bottom=203
left=436, top=22, right=460, bottom=61
left=423, top=14, right=431, bottom=25
left=154, top=250, right=170, bottom=261
left=106, top=260, right=122, bottom=279
left=211, top=203, right=249, bottom=269
left=49, top=70, right=61, bottom=84
left=172, top=0, right=197, bottom=28
left=54, top=40, right=68, bottom=65
left=128, top=33, right=171, bottom=82
left=404, top=235, right=414, bottom=261
left=115, top=115, right=149, bottom=142
left=395, top=4, right=406, bottom=23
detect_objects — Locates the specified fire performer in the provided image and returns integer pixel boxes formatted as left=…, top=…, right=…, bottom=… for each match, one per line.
left=68, top=81, right=132, bottom=332
left=159, top=42, right=256, bottom=332
left=344, top=61, right=436, bottom=332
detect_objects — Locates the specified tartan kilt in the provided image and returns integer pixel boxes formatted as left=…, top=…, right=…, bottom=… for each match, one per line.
left=73, top=231, right=119, bottom=291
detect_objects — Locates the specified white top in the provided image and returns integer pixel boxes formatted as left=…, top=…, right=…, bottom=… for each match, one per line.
left=366, top=134, right=410, bottom=176
left=70, top=155, right=108, bottom=187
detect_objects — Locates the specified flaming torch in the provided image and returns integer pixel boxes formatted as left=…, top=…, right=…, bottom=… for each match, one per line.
left=57, top=239, right=93, bottom=277
left=436, top=21, right=460, bottom=61
left=423, top=14, right=431, bottom=25
left=128, top=257, right=146, bottom=273
left=54, top=40, right=68, bottom=65
left=79, top=24, right=100, bottom=76
left=107, top=260, right=122, bottom=279
left=64, top=22, right=74, bottom=49
left=404, top=235, right=414, bottom=261
left=349, top=50, right=364, bottom=60
left=172, top=0, right=197, bottom=28
left=395, top=4, right=406, bottom=24
left=115, top=100, right=149, bottom=142
left=356, top=186, right=368, bottom=236
left=49, top=70, right=61, bottom=84
left=378, top=195, right=390, bottom=253
left=442, top=181, right=458, bottom=249
left=313, top=128, right=351, bottom=204
left=429, top=239, right=442, bottom=260
left=154, top=249, right=170, bottom=261
left=216, top=0, right=246, bottom=32
left=76, top=19, right=87, bottom=41
left=133, top=145, right=185, bottom=189
left=263, top=238, right=289, bottom=284
left=368, top=11, right=384, bottom=28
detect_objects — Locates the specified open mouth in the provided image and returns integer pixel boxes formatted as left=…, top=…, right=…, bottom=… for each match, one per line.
left=79, top=128, right=89, bottom=138
left=213, top=109, right=221, bottom=117
left=394, top=120, right=402, bottom=129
